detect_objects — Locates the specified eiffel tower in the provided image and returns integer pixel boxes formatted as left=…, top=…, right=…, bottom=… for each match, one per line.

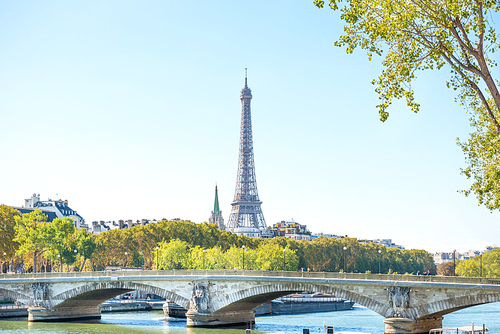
left=226, top=70, right=267, bottom=237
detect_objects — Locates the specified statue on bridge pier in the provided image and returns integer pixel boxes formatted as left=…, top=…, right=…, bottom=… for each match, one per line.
left=189, top=283, right=210, bottom=314
left=388, top=286, right=410, bottom=318
left=31, top=283, right=48, bottom=308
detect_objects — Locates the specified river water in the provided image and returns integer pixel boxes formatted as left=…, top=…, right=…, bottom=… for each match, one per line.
left=1, top=303, right=499, bottom=334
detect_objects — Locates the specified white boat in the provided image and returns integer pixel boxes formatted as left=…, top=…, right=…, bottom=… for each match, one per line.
left=430, top=325, right=488, bottom=334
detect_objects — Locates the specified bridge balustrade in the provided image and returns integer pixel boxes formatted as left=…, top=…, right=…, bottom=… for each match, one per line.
left=0, top=269, right=498, bottom=285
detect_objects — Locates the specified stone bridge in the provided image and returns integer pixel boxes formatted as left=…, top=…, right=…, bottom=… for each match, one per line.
left=1, top=270, right=499, bottom=333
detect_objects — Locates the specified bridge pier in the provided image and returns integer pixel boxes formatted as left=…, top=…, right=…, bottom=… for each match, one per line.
left=186, top=309, right=255, bottom=328
left=28, top=306, right=101, bottom=322
left=384, top=316, right=443, bottom=334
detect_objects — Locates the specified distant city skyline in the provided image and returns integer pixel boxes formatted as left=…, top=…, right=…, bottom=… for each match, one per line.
left=1, top=1, right=499, bottom=253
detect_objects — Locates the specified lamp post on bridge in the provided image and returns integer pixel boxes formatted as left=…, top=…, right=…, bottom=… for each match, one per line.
left=283, top=248, right=286, bottom=271
left=1, top=252, right=6, bottom=274
left=57, top=254, right=62, bottom=272
left=33, top=219, right=37, bottom=273
left=74, top=249, right=77, bottom=272
left=124, top=252, right=128, bottom=268
left=202, top=249, right=206, bottom=270
left=453, top=249, right=456, bottom=276
left=378, top=249, right=382, bottom=274
left=242, top=245, right=245, bottom=270
left=480, top=253, right=483, bottom=277
left=343, top=246, right=347, bottom=272
left=156, top=246, right=159, bottom=270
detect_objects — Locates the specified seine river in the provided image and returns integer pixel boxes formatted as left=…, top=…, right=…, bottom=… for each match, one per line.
left=1, top=303, right=499, bottom=334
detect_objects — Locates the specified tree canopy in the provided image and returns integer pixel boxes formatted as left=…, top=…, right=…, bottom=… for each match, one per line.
left=456, top=249, right=500, bottom=277
left=5, top=211, right=435, bottom=274
left=314, top=0, right=499, bottom=124
left=458, top=97, right=500, bottom=210
left=437, top=261, right=456, bottom=276
left=13, top=209, right=96, bottom=272
left=314, top=0, right=500, bottom=210
left=90, top=220, right=434, bottom=274
left=0, top=205, right=20, bottom=263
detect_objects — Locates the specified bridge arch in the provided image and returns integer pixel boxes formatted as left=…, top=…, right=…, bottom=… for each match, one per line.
left=409, top=292, right=500, bottom=320
left=211, top=282, right=388, bottom=316
left=0, top=287, right=31, bottom=306
left=47, top=281, right=189, bottom=310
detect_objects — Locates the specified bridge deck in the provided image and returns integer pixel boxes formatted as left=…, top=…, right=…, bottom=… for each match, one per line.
left=0, top=269, right=498, bottom=285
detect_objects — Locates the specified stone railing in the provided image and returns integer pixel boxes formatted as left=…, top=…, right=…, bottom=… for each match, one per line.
left=0, top=269, right=499, bottom=284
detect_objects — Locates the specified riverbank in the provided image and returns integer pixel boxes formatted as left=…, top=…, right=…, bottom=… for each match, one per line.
left=100, top=300, right=165, bottom=312
left=0, top=305, right=27, bottom=318
left=0, top=300, right=164, bottom=319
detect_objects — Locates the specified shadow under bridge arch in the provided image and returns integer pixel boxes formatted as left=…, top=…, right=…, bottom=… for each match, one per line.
left=408, top=292, right=500, bottom=320
left=0, top=287, right=31, bottom=306
left=47, top=281, right=189, bottom=310
left=210, top=282, right=389, bottom=316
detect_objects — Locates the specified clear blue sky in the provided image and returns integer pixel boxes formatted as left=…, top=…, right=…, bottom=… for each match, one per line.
left=1, top=1, right=498, bottom=253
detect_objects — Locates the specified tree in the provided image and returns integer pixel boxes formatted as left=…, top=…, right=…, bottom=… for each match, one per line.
left=13, top=209, right=50, bottom=272
left=157, top=239, right=190, bottom=269
left=93, top=229, right=123, bottom=270
left=437, top=261, right=456, bottom=276
left=314, top=0, right=499, bottom=125
left=481, top=249, right=500, bottom=277
left=315, top=0, right=500, bottom=209
left=0, top=205, right=20, bottom=270
left=224, top=246, right=251, bottom=270
left=43, top=217, right=76, bottom=271
left=458, top=98, right=500, bottom=210
left=457, top=249, right=500, bottom=278
left=255, top=243, right=298, bottom=271
left=74, top=229, right=96, bottom=271
left=455, top=257, right=481, bottom=277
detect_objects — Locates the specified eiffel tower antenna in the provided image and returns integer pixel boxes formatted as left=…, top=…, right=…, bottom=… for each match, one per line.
left=226, top=69, right=267, bottom=237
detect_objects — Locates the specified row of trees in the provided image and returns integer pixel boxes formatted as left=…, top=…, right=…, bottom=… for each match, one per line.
left=435, top=249, right=500, bottom=278
left=456, top=249, right=500, bottom=278
left=0, top=206, right=96, bottom=272
left=1, top=206, right=435, bottom=274
left=155, top=239, right=299, bottom=271
left=91, top=218, right=435, bottom=274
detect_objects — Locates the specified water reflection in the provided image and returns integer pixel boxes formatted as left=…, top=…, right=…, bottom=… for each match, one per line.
left=2, top=304, right=500, bottom=334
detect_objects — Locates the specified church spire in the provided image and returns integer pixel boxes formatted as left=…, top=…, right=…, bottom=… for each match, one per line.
left=209, top=183, right=225, bottom=230
left=213, top=184, right=220, bottom=213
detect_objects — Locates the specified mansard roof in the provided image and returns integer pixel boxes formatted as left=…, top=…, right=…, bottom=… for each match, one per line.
left=16, top=208, right=58, bottom=221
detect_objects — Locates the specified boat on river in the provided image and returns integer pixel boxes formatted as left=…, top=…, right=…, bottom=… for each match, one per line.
left=270, top=293, right=354, bottom=315
left=163, top=292, right=354, bottom=318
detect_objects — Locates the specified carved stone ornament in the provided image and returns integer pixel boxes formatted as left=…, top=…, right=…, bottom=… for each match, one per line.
left=31, top=282, right=48, bottom=308
left=388, top=286, right=410, bottom=317
left=189, top=282, right=210, bottom=313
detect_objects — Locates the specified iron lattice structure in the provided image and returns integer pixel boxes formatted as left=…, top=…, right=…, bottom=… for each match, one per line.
left=227, top=71, right=267, bottom=232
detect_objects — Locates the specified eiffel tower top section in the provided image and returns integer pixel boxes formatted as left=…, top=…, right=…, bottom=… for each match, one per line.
left=227, top=69, right=267, bottom=233
left=240, top=68, right=252, bottom=99
left=233, top=69, right=260, bottom=204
